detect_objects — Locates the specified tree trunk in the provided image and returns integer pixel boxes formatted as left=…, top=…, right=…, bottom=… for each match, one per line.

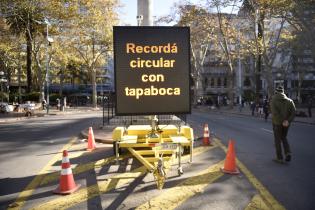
left=91, top=69, right=97, bottom=108
left=34, top=55, right=44, bottom=103
left=193, top=76, right=202, bottom=106
left=265, top=64, right=274, bottom=99
left=227, top=63, right=234, bottom=109
left=59, top=70, right=64, bottom=97
left=39, top=83, right=45, bottom=104
left=26, top=31, right=32, bottom=93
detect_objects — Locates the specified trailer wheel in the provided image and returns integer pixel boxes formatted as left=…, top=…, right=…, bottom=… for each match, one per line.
left=176, top=146, right=184, bottom=158
left=183, top=146, right=190, bottom=154
left=112, top=141, right=122, bottom=155
left=178, top=167, right=183, bottom=176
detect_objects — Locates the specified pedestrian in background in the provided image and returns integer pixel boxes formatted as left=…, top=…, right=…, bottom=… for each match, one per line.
left=271, top=86, right=296, bottom=163
left=263, top=99, right=269, bottom=122
left=42, top=99, right=47, bottom=110
left=307, top=96, right=313, bottom=118
left=56, top=98, right=60, bottom=110
left=250, top=101, right=256, bottom=116
left=258, top=99, right=264, bottom=118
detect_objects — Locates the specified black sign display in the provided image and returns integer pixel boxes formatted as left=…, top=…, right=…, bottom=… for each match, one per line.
left=114, top=26, right=191, bottom=115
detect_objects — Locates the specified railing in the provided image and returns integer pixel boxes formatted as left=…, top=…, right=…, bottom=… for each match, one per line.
left=102, top=93, right=187, bottom=127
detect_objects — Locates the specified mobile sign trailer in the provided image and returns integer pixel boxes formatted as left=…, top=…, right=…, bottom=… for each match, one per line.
left=113, top=26, right=194, bottom=189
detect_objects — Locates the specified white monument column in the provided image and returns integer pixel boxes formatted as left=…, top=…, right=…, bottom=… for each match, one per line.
left=137, top=0, right=153, bottom=26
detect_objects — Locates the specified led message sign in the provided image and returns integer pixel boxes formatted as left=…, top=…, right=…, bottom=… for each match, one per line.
left=114, top=26, right=190, bottom=115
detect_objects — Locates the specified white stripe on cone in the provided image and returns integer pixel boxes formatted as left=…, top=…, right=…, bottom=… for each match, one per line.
left=62, top=157, right=70, bottom=163
left=61, top=167, right=73, bottom=175
left=204, top=125, right=209, bottom=137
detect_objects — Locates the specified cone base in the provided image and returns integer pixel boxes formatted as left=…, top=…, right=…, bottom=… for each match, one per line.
left=53, top=184, right=81, bottom=195
left=87, top=147, right=96, bottom=152
left=203, top=142, right=212, bottom=146
left=221, top=167, right=240, bottom=175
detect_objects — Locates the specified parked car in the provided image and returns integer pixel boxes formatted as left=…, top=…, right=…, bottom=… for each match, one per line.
left=20, top=101, right=36, bottom=116
left=0, top=102, right=14, bottom=113
left=20, top=101, right=35, bottom=110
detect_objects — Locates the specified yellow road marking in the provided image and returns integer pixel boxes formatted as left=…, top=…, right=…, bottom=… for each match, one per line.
left=40, top=154, right=130, bottom=186
left=31, top=166, right=148, bottom=210
left=8, top=137, right=77, bottom=210
left=31, top=144, right=218, bottom=209
left=40, top=142, right=215, bottom=188
left=136, top=161, right=224, bottom=210
left=214, top=138, right=286, bottom=210
left=245, top=194, right=270, bottom=210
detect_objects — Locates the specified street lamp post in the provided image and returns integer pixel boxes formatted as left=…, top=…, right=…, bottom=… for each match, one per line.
left=34, top=18, right=54, bottom=114
left=44, top=19, right=53, bottom=114
left=0, top=71, right=8, bottom=103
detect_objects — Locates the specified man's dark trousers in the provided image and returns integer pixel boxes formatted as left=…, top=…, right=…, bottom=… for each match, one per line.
left=272, top=124, right=291, bottom=160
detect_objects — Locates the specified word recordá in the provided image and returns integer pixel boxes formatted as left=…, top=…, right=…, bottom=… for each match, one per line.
left=126, top=43, right=178, bottom=54
left=125, top=85, right=180, bottom=99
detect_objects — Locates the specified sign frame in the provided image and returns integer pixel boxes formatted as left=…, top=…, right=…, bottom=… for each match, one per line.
left=113, top=26, right=191, bottom=116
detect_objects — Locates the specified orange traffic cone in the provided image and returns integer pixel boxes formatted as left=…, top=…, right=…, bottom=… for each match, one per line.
left=87, top=127, right=96, bottom=151
left=54, top=150, right=80, bottom=194
left=203, top=124, right=211, bottom=146
left=221, top=140, right=240, bottom=174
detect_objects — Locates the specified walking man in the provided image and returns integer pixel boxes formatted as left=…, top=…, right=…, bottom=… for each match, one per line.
left=271, top=86, right=296, bottom=163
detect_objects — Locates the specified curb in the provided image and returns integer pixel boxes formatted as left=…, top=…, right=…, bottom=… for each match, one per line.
left=219, top=110, right=315, bottom=125
left=80, top=128, right=114, bottom=144
left=195, top=108, right=315, bottom=125
left=0, top=113, right=45, bottom=123
left=0, top=109, right=102, bottom=124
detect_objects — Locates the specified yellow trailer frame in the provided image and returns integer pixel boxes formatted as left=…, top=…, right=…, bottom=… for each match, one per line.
left=112, top=124, right=194, bottom=189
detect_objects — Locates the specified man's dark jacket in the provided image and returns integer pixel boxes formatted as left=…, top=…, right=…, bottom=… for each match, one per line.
left=271, top=92, right=296, bottom=125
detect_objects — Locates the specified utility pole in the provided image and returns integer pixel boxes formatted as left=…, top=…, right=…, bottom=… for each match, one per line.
left=137, top=0, right=153, bottom=26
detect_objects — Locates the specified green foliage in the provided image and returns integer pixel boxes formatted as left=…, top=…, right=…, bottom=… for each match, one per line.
left=243, top=90, right=255, bottom=102
left=49, top=93, right=61, bottom=103
left=22, top=91, right=40, bottom=102
left=0, top=92, right=9, bottom=102
left=8, top=92, right=20, bottom=102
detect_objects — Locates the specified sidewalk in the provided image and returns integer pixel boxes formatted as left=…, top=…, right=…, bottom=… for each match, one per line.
left=80, top=125, right=116, bottom=144
left=0, top=106, right=102, bottom=123
left=195, top=105, right=315, bottom=125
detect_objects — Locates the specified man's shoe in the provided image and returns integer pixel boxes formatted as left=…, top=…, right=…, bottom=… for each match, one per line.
left=273, top=158, right=285, bottom=164
left=285, top=154, right=291, bottom=162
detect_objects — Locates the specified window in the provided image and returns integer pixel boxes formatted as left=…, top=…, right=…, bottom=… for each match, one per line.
left=244, top=77, right=251, bottom=87
left=204, top=77, right=208, bottom=87
left=303, top=58, right=313, bottom=63
left=217, top=78, right=221, bottom=87
left=211, top=78, right=214, bottom=87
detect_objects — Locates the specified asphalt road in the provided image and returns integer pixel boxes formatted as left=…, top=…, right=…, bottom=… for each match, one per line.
left=188, top=110, right=315, bottom=210
left=0, top=112, right=103, bottom=209
left=1, top=110, right=314, bottom=210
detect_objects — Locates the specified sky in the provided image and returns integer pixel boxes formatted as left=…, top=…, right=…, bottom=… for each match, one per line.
left=118, top=0, right=240, bottom=26
left=118, top=0, right=197, bottom=26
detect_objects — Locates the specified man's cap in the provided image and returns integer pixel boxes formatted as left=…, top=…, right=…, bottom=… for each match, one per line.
left=275, top=86, right=284, bottom=93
